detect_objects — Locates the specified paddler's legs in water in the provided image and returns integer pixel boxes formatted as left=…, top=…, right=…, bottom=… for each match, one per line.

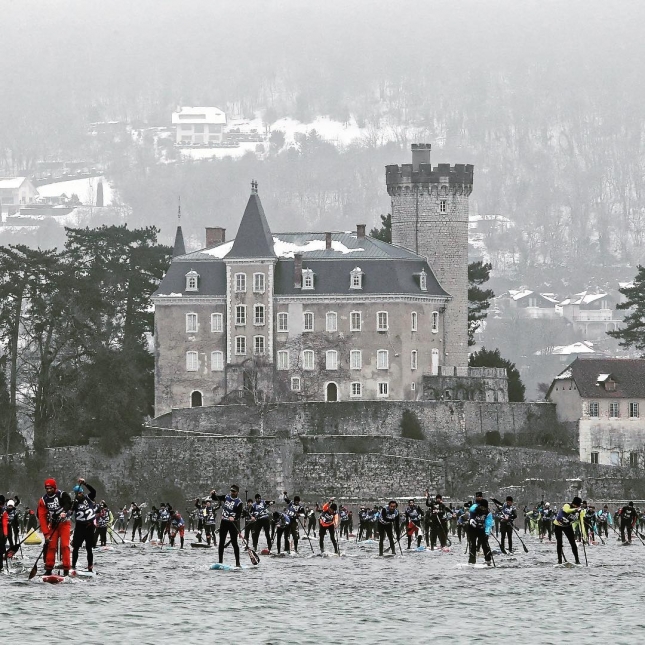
left=554, top=524, right=580, bottom=564
left=218, top=521, right=240, bottom=566
left=379, top=523, right=395, bottom=556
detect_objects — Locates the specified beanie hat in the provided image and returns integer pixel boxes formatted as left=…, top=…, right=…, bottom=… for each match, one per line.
left=230, top=484, right=240, bottom=493
left=479, top=499, right=489, bottom=508
left=72, top=485, right=84, bottom=494
left=572, top=496, right=582, bottom=506
left=7, top=500, right=15, bottom=508
left=45, top=478, right=57, bottom=489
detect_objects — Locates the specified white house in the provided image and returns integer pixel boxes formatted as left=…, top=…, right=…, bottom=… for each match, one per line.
left=0, top=177, right=39, bottom=219
left=172, top=107, right=227, bottom=145
left=547, top=358, right=645, bottom=468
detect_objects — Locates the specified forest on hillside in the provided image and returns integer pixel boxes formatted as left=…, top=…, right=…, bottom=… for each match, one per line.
left=1, top=0, right=645, bottom=291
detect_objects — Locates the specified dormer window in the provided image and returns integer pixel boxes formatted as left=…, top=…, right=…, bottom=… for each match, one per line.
left=302, top=268, right=314, bottom=290
left=350, top=267, right=364, bottom=290
left=419, top=269, right=427, bottom=292
left=185, top=270, right=199, bottom=292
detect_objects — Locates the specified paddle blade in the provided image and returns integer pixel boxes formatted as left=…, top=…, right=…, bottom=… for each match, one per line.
left=247, top=547, right=260, bottom=565
left=28, top=563, right=39, bottom=580
left=142, top=532, right=149, bottom=543
left=522, top=543, right=529, bottom=553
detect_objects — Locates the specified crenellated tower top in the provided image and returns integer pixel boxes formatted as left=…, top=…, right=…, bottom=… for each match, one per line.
left=386, top=143, right=473, bottom=196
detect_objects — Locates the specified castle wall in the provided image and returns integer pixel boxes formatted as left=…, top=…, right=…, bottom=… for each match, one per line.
left=154, top=400, right=557, bottom=443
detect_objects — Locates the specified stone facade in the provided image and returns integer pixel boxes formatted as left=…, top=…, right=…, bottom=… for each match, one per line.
left=422, top=366, right=509, bottom=402
left=387, top=144, right=473, bottom=369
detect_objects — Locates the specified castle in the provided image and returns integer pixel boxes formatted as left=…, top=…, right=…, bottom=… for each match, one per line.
left=152, top=144, right=507, bottom=416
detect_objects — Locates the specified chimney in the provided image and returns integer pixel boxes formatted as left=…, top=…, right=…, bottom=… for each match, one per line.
left=411, top=143, right=431, bottom=171
left=205, top=227, right=226, bottom=248
left=356, top=224, right=366, bottom=240
left=294, top=253, right=303, bottom=288
left=325, top=232, right=332, bottom=250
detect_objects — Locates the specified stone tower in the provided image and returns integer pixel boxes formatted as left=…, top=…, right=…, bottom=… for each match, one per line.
left=386, top=144, right=473, bottom=369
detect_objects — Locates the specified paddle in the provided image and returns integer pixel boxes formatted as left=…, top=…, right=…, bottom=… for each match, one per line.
left=488, top=531, right=507, bottom=555
left=235, top=521, right=260, bottom=565
left=297, top=515, right=315, bottom=554
left=6, top=528, right=37, bottom=559
left=28, top=531, right=53, bottom=580
left=108, top=526, right=126, bottom=544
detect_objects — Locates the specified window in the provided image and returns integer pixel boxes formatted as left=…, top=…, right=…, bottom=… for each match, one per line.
left=419, top=269, right=427, bottom=292
left=630, top=452, right=639, bottom=468
left=350, top=267, right=363, bottom=290
left=431, top=311, right=439, bottom=333
left=326, top=350, right=338, bottom=370
left=186, top=351, right=198, bottom=371
left=411, top=382, right=416, bottom=391
left=588, top=402, right=599, bottom=417
left=378, top=382, right=389, bottom=397
left=277, top=350, right=289, bottom=370
left=235, top=273, right=246, bottom=292
left=277, top=312, right=288, bottom=332
left=350, top=382, right=362, bottom=398
left=377, top=311, right=388, bottom=331
left=303, top=312, right=314, bottom=332
left=302, top=350, right=315, bottom=371
left=610, top=451, right=620, bottom=466
left=528, top=297, right=538, bottom=308
left=291, top=377, right=301, bottom=392
left=235, top=336, right=246, bottom=355
left=609, top=402, right=620, bottom=418
left=193, top=124, right=204, bottom=134
left=350, top=350, right=362, bottom=370
left=211, top=313, right=223, bottom=333
left=185, top=270, right=199, bottom=291
left=377, top=350, right=389, bottom=370
left=440, top=199, right=447, bottom=213
left=326, top=312, right=337, bottom=332
left=350, top=311, right=362, bottom=331
left=191, top=391, right=202, bottom=407
left=211, top=351, right=224, bottom=371
left=411, top=312, right=418, bottom=332
left=254, top=336, right=265, bottom=355
left=411, top=350, right=418, bottom=370
left=630, top=402, right=640, bottom=418
left=254, top=304, right=265, bottom=326
left=302, top=269, right=314, bottom=290
left=253, top=273, right=265, bottom=293
left=186, top=313, right=198, bottom=333
left=590, top=452, right=599, bottom=464
left=235, top=305, right=246, bottom=326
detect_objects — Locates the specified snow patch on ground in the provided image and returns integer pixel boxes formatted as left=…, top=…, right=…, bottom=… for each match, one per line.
left=37, top=176, right=115, bottom=206
left=201, top=237, right=364, bottom=259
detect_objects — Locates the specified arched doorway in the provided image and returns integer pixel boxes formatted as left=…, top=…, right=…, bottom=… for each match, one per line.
left=326, top=382, right=338, bottom=402
left=191, top=391, right=203, bottom=407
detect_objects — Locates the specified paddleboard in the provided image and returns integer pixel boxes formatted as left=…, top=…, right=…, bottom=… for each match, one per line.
left=99, top=546, right=114, bottom=551
left=210, top=563, right=247, bottom=571
left=42, top=574, right=66, bottom=584
left=260, top=549, right=271, bottom=555
left=553, top=562, right=582, bottom=568
left=360, top=539, right=377, bottom=544
left=190, top=543, right=212, bottom=549
left=456, top=563, right=491, bottom=569
left=24, top=532, right=42, bottom=546
left=415, top=546, right=426, bottom=552
left=70, top=570, right=97, bottom=578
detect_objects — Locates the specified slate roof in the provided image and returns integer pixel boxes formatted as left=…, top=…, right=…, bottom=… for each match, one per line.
left=154, top=190, right=449, bottom=299
left=227, top=194, right=276, bottom=259
left=550, top=358, right=645, bottom=399
left=171, top=106, right=226, bottom=125
left=173, top=225, right=186, bottom=257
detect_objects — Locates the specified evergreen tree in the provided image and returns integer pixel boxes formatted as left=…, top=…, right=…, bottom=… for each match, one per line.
left=468, top=261, right=495, bottom=346
left=607, top=265, right=645, bottom=351
left=469, top=347, right=526, bottom=402
left=369, top=214, right=391, bottom=242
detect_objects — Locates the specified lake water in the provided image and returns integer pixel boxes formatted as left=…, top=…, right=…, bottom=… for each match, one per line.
left=2, top=529, right=644, bottom=644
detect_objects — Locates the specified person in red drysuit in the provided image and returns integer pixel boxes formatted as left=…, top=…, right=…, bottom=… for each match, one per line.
left=37, top=478, right=72, bottom=576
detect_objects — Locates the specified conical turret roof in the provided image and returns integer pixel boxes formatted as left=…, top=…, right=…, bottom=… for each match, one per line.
left=227, top=185, right=276, bottom=259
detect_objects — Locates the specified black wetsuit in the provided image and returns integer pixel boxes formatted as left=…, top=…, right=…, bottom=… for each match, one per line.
left=378, top=507, right=400, bottom=556
left=71, top=484, right=97, bottom=570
